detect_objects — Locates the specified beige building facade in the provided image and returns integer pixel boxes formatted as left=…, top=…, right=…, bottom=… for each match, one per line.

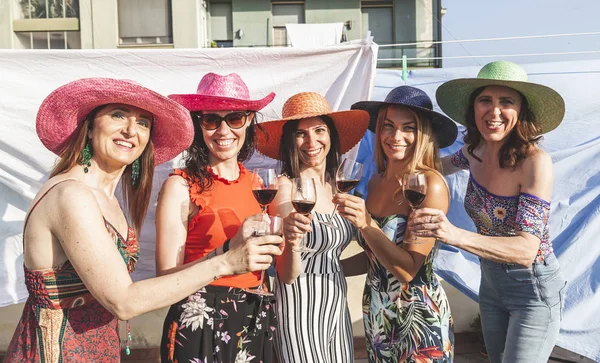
left=0, top=0, right=443, bottom=67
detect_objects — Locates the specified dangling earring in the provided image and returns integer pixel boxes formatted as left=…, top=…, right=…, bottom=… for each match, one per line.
left=131, top=158, right=140, bottom=185
left=80, top=141, right=92, bottom=173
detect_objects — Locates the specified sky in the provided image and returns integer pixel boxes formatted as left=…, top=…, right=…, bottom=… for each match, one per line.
left=440, top=0, right=600, bottom=67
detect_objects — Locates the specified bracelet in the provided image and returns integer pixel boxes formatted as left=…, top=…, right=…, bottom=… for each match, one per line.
left=222, top=239, right=231, bottom=253
left=206, top=249, right=218, bottom=260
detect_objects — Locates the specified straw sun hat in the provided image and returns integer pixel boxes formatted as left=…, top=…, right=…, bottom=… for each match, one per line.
left=36, top=78, right=194, bottom=165
left=168, top=72, right=275, bottom=112
left=436, top=61, right=566, bottom=133
left=352, top=85, right=458, bottom=148
left=256, top=92, right=370, bottom=160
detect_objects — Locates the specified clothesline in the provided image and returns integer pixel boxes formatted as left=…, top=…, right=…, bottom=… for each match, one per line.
left=377, top=49, right=600, bottom=62
left=377, top=31, right=600, bottom=48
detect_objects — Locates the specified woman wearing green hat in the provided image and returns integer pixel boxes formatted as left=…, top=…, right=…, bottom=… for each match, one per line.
left=409, top=61, right=567, bottom=363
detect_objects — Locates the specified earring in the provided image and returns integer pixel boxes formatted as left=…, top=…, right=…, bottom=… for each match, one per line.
left=80, top=141, right=92, bottom=173
left=131, top=158, right=140, bottom=185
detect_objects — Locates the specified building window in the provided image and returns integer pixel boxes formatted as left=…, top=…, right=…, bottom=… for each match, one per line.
left=209, top=1, right=233, bottom=47
left=14, top=0, right=80, bottom=49
left=118, top=0, right=173, bottom=45
left=271, top=2, right=305, bottom=47
left=19, top=0, right=79, bottom=19
left=15, top=31, right=81, bottom=49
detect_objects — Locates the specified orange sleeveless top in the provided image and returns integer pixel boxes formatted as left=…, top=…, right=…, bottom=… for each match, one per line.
left=174, top=164, right=262, bottom=288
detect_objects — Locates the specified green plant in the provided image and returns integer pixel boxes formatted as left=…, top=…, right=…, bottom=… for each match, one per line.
left=470, top=313, right=482, bottom=332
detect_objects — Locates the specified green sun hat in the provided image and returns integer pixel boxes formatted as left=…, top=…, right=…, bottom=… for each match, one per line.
left=435, top=61, right=565, bottom=134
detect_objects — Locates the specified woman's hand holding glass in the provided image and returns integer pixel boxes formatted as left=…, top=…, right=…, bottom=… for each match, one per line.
left=283, top=212, right=313, bottom=252
left=245, top=216, right=284, bottom=296
left=223, top=214, right=283, bottom=276
left=290, top=177, right=317, bottom=252
left=408, top=208, right=461, bottom=246
left=332, top=193, right=371, bottom=230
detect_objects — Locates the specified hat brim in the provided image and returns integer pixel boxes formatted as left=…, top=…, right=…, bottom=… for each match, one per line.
left=168, top=92, right=276, bottom=112
left=436, top=78, right=565, bottom=134
left=36, top=78, right=193, bottom=165
left=255, top=109, right=370, bottom=160
left=351, top=101, right=458, bottom=149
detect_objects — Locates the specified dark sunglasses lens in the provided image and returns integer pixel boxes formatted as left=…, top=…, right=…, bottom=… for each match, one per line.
left=201, top=114, right=221, bottom=130
left=224, top=113, right=246, bottom=129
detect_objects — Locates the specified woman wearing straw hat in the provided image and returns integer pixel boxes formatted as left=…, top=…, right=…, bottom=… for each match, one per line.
left=410, top=61, right=567, bottom=362
left=5, top=78, right=281, bottom=363
left=156, top=73, right=282, bottom=363
left=256, top=92, right=369, bottom=363
left=334, top=86, right=457, bottom=362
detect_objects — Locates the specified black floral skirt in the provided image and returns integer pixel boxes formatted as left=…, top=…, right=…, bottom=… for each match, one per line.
left=160, top=285, right=277, bottom=363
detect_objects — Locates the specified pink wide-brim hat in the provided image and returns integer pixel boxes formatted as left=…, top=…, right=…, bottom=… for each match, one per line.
left=168, top=72, right=275, bottom=111
left=36, top=78, right=194, bottom=165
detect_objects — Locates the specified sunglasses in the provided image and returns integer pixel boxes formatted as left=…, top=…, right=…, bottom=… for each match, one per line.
left=196, top=111, right=252, bottom=130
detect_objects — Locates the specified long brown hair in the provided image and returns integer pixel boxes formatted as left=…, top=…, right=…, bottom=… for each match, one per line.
left=278, top=115, right=341, bottom=180
left=374, top=105, right=442, bottom=176
left=49, top=105, right=155, bottom=236
left=464, top=86, right=541, bottom=169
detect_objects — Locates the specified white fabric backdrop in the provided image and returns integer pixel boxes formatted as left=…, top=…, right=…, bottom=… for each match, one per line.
left=0, top=40, right=378, bottom=305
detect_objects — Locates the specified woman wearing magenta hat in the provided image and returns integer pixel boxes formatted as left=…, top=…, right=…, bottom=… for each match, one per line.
left=256, top=92, right=370, bottom=363
left=5, top=78, right=280, bottom=363
left=410, top=61, right=567, bottom=362
left=156, top=73, right=282, bottom=363
left=334, top=86, right=457, bottom=362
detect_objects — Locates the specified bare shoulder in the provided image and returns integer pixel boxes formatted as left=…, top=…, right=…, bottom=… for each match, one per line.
left=277, top=175, right=293, bottom=187
left=44, top=181, right=104, bottom=229
left=422, top=169, right=450, bottom=212
left=424, top=170, right=448, bottom=194
left=520, top=147, right=553, bottom=198
left=524, top=147, right=552, bottom=168
left=161, top=174, right=189, bottom=193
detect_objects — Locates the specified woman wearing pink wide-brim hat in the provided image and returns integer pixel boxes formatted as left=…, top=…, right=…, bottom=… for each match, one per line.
left=5, top=78, right=279, bottom=363
left=157, top=72, right=281, bottom=363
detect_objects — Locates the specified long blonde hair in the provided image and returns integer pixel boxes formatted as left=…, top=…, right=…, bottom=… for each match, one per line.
left=374, top=105, right=445, bottom=182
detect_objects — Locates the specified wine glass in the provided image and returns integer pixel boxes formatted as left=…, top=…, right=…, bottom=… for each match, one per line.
left=252, top=168, right=278, bottom=215
left=290, top=177, right=317, bottom=253
left=245, top=216, right=283, bottom=296
left=403, top=172, right=427, bottom=244
left=320, top=158, right=363, bottom=229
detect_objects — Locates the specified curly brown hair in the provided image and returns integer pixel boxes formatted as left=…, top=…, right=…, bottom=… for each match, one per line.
left=181, top=112, right=265, bottom=194
left=464, top=86, right=542, bottom=169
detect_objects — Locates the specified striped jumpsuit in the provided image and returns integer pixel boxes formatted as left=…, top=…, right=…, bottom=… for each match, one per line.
left=273, top=212, right=355, bottom=363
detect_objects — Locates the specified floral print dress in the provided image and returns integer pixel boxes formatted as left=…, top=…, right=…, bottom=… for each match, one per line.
left=6, top=180, right=139, bottom=363
left=357, top=214, right=454, bottom=362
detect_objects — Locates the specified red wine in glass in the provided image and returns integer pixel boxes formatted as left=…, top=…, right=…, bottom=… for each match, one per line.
left=252, top=168, right=278, bottom=214
left=402, top=172, right=427, bottom=243
left=404, top=190, right=426, bottom=208
left=336, top=179, right=360, bottom=193
left=291, top=178, right=317, bottom=252
left=253, top=189, right=278, bottom=208
left=292, top=200, right=316, bottom=215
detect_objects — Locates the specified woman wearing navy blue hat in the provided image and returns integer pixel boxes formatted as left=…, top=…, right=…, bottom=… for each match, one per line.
left=335, top=86, right=457, bottom=362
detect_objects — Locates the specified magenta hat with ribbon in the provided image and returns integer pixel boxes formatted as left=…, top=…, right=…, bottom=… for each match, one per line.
left=36, top=78, right=194, bottom=165
left=168, top=72, right=276, bottom=112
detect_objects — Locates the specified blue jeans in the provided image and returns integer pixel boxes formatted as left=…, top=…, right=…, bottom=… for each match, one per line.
left=479, top=254, right=566, bottom=363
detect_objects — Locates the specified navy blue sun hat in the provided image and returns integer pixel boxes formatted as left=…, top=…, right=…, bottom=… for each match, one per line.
left=352, top=86, right=458, bottom=148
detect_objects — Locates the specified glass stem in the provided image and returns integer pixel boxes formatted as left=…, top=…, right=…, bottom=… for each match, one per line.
left=258, top=270, right=265, bottom=291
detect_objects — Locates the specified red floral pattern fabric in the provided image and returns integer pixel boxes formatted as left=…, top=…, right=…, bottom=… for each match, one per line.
left=5, top=222, right=138, bottom=363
